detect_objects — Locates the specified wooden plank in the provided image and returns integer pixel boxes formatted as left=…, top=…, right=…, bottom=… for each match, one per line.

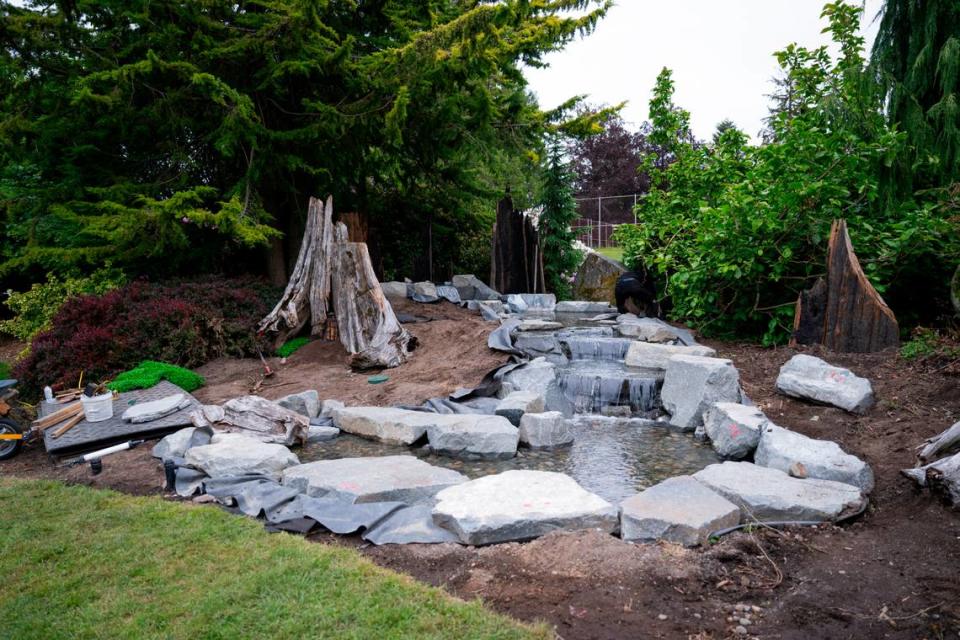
left=32, top=402, right=82, bottom=429
left=50, top=413, right=84, bottom=439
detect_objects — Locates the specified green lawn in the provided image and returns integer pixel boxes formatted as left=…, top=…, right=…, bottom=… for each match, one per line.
left=595, top=246, right=624, bottom=263
left=0, top=479, right=550, bottom=640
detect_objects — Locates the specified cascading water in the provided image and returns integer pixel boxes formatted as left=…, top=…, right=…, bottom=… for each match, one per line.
left=554, top=360, right=662, bottom=415
left=559, top=337, right=635, bottom=361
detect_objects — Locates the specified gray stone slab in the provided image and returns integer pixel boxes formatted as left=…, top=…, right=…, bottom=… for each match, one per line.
left=776, top=354, right=874, bottom=414
left=185, top=433, right=299, bottom=481
left=624, top=342, right=717, bottom=370
left=755, top=424, right=874, bottom=492
left=276, top=390, right=320, bottom=418
left=331, top=406, right=439, bottom=445
left=281, top=455, right=467, bottom=503
left=619, top=475, right=741, bottom=546
left=518, top=411, right=573, bottom=448
left=693, top=461, right=867, bottom=522
left=452, top=275, right=500, bottom=301
left=703, top=402, right=767, bottom=459
left=495, top=390, right=545, bottom=426
left=516, top=319, right=563, bottom=332
left=499, top=358, right=557, bottom=398
left=661, top=355, right=742, bottom=431
left=122, top=393, right=188, bottom=423
left=306, top=425, right=340, bottom=443
left=432, top=470, right=617, bottom=545
left=426, top=414, right=519, bottom=460
left=555, top=301, right=617, bottom=314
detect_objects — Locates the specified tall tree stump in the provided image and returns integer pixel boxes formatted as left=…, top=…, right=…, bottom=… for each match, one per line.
left=792, top=219, right=899, bottom=353
left=490, top=196, right=544, bottom=294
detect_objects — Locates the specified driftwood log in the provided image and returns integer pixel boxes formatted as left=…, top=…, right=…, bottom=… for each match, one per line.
left=257, top=196, right=334, bottom=347
left=792, top=219, right=899, bottom=353
left=190, top=396, right=308, bottom=447
left=917, top=421, right=960, bottom=464
left=490, top=196, right=545, bottom=294
left=331, top=223, right=415, bottom=369
left=902, top=451, right=960, bottom=506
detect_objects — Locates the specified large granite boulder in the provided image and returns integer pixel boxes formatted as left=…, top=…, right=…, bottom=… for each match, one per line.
left=702, top=402, right=768, bottom=459
left=619, top=475, right=741, bottom=546
left=693, top=461, right=867, bottom=522
left=518, top=411, right=573, bottom=448
left=184, top=433, right=299, bottom=481
left=775, top=354, right=875, bottom=414
left=624, top=342, right=717, bottom=370
left=331, top=406, right=438, bottom=445
left=572, top=251, right=625, bottom=305
left=411, top=281, right=439, bottom=302
left=282, top=455, right=467, bottom=503
left=276, top=390, right=320, bottom=419
left=432, top=470, right=618, bottom=545
left=495, top=390, right=545, bottom=426
left=499, top=358, right=557, bottom=398
left=661, top=355, right=743, bottom=431
left=426, top=414, right=519, bottom=460
left=755, top=424, right=874, bottom=492
left=617, top=318, right=681, bottom=343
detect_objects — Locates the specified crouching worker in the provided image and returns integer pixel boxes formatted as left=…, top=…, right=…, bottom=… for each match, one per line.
left=615, top=268, right=662, bottom=318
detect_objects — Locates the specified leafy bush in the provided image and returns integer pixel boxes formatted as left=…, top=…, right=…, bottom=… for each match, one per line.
left=276, top=337, right=310, bottom=358
left=14, top=276, right=279, bottom=397
left=107, top=361, right=205, bottom=393
left=1, top=267, right=126, bottom=342
left=616, top=4, right=959, bottom=344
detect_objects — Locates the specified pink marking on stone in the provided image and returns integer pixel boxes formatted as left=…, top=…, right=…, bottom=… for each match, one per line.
left=728, top=422, right=741, bottom=438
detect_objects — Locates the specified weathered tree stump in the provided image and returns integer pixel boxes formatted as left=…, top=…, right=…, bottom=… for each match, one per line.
left=491, top=196, right=544, bottom=294
left=331, top=224, right=415, bottom=369
left=902, top=451, right=960, bottom=506
left=918, top=421, right=960, bottom=464
left=792, top=219, right=899, bottom=352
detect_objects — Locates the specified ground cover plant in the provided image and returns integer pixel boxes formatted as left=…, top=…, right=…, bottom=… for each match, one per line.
left=276, top=337, right=310, bottom=359
left=0, top=478, right=548, bottom=640
left=107, top=361, right=205, bottom=394
left=14, top=276, right=279, bottom=396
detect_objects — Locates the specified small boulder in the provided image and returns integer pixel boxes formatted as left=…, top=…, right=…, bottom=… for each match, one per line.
left=282, top=455, right=467, bottom=503
left=617, top=318, right=680, bottom=343
left=661, top=355, right=743, bottom=431
left=755, top=423, right=874, bottom=492
left=693, top=461, right=867, bottom=522
left=276, top=390, right=321, bottom=419
left=185, top=433, right=299, bottom=481
left=619, top=475, right=741, bottom=546
left=499, top=358, right=557, bottom=398
left=412, top=281, right=439, bottom=302
left=306, top=425, right=340, bottom=443
left=571, top=251, right=625, bottom=305
left=495, top=390, right=546, bottom=426
left=432, top=470, right=617, bottom=545
left=380, top=281, right=409, bottom=299
left=775, top=354, right=874, bottom=414
left=452, top=274, right=500, bottom=301
left=702, top=403, right=768, bottom=459
left=426, top=414, right=519, bottom=460
left=152, top=426, right=210, bottom=461
left=624, top=342, right=717, bottom=370
left=320, top=399, right=345, bottom=419
left=518, top=411, right=573, bottom=448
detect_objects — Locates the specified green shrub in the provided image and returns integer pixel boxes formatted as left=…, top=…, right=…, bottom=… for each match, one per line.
left=107, top=361, right=205, bottom=393
left=1, top=267, right=126, bottom=342
left=276, top=337, right=310, bottom=358
left=899, top=328, right=960, bottom=361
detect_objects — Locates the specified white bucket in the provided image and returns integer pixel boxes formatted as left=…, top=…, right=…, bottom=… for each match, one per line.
left=80, top=392, right=114, bottom=423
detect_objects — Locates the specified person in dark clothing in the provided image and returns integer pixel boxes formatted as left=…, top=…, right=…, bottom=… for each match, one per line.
left=615, top=268, right=662, bottom=317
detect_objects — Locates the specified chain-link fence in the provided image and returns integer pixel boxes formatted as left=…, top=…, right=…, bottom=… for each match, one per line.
left=572, top=194, right=640, bottom=248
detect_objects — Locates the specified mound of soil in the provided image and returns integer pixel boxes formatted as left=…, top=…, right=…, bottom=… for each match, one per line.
left=3, top=302, right=959, bottom=639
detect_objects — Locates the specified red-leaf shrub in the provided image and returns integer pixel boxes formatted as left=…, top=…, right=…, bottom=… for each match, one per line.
left=15, top=276, right=280, bottom=396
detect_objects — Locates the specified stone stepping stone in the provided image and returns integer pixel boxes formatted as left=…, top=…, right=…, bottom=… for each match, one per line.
left=432, top=470, right=617, bottom=545
left=495, top=390, right=545, bottom=426
left=693, top=461, right=867, bottom=522
left=331, top=406, right=441, bottom=445
left=661, top=355, right=743, bottom=432
left=702, top=402, right=768, bottom=459
left=776, top=354, right=874, bottom=414
left=185, top=433, right=299, bottom=481
left=619, top=475, right=741, bottom=546
left=499, top=358, right=557, bottom=398
left=755, top=423, right=874, bottom=492
left=122, top=393, right=188, bottom=423
left=426, top=414, right=518, bottom=460
left=519, top=411, right=573, bottom=449
left=555, top=300, right=617, bottom=314
left=516, top=319, right=563, bottom=332
left=282, top=455, right=467, bottom=504
left=624, top=342, right=716, bottom=370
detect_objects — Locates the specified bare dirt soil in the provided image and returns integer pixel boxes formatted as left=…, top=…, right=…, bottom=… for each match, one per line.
left=3, top=302, right=959, bottom=640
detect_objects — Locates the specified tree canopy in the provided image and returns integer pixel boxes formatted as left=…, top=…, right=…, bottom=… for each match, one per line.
left=0, top=0, right=611, bottom=284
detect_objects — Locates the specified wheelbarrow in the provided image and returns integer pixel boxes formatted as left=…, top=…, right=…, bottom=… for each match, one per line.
left=0, top=379, right=33, bottom=460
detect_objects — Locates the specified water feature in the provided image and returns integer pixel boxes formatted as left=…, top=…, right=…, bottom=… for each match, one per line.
left=554, top=360, right=662, bottom=415
left=300, top=416, right=719, bottom=504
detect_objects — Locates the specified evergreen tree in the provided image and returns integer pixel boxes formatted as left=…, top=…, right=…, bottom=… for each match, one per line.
left=539, top=141, right=582, bottom=299
left=872, top=0, right=960, bottom=192
left=0, top=0, right=611, bottom=284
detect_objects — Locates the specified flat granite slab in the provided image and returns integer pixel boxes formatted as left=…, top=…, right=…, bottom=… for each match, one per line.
left=43, top=380, right=201, bottom=457
left=282, top=455, right=468, bottom=504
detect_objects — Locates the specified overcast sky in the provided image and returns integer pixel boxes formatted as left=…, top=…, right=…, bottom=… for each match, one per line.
left=524, top=0, right=884, bottom=141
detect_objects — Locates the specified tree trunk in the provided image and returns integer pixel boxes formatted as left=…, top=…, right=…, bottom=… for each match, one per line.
left=902, top=451, right=960, bottom=506
left=918, top=421, right=960, bottom=463
left=308, top=196, right=334, bottom=337
left=266, top=237, right=287, bottom=286
left=331, top=225, right=416, bottom=370
left=791, top=219, right=899, bottom=352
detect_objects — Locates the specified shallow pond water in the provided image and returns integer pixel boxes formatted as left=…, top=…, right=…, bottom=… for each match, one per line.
left=300, top=416, right=719, bottom=504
